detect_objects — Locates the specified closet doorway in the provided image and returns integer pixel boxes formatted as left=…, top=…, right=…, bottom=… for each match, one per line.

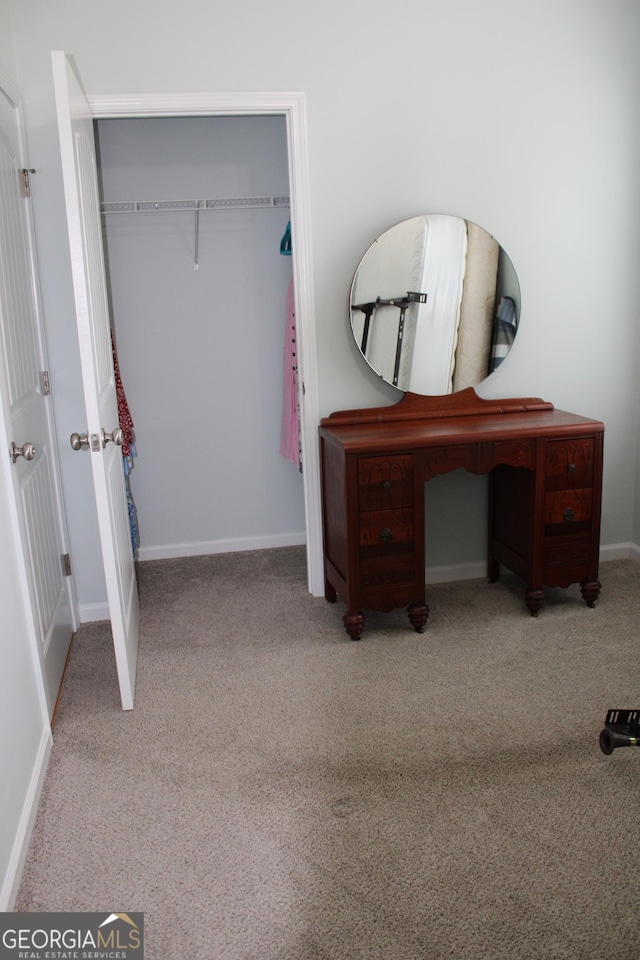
left=88, top=92, right=322, bottom=594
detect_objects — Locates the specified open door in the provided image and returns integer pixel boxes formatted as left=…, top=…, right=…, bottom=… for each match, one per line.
left=0, top=77, right=75, bottom=720
left=52, top=51, right=139, bottom=710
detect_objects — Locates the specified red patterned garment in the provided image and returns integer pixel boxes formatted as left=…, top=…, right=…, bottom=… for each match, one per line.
left=110, top=328, right=134, bottom=457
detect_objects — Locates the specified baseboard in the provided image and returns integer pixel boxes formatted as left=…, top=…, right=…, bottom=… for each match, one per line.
left=0, top=726, right=52, bottom=910
left=425, top=560, right=486, bottom=584
left=137, top=531, right=307, bottom=562
left=78, top=541, right=639, bottom=618
left=424, top=543, right=640, bottom=586
left=78, top=601, right=110, bottom=623
left=600, top=541, right=640, bottom=563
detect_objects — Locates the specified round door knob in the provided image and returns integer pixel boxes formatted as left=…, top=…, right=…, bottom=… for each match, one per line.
left=10, top=441, right=36, bottom=464
left=379, top=527, right=393, bottom=542
left=101, top=427, right=123, bottom=447
left=70, top=432, right=90, bottom=451
left=563, top=507, right=575, bottom=522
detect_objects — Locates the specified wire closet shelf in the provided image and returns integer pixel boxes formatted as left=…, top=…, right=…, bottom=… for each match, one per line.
left=100, top=195, right=290, bottom=270
left=100, top=196, right=290, bottom=214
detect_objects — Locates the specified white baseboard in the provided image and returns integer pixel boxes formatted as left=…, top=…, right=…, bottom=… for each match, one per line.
left=137, top=531, right=307, bottom=562
left=600, top=541, right=640, bottom=563
left=0, top=726, right=52, bottom=911
left=424, top=543, right=640, bottom=586
left=77, top=540, right=640, bottom=619
left=78, top=601, right=110, bottom=623
left=425, top=561, right=486, bottom=584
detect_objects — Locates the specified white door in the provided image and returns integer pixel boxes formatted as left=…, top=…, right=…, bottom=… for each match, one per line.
left=52, top=52, right=139, bottom=711
left=0, top=79, right=75, bottom=720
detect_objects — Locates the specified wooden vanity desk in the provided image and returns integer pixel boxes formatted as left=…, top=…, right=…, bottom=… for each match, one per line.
left=319, top=388, right=604, bottom=639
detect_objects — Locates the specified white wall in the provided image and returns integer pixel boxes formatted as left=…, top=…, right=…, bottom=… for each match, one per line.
left=97, top=115, right=305, bottom=559
left=0, top=0, right=52, bottom=908
left=7, top=0, right=640, bottom=602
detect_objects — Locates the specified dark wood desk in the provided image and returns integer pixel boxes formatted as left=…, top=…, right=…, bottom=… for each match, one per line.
left=319, top=389, right=604, bottom=639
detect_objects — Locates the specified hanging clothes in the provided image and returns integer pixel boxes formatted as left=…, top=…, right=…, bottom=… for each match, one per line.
left=111, top=329, right=140, bottom=557
left=280, top=277, right=301, bottom=470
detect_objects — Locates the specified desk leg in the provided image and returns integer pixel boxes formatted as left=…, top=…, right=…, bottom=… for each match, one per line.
left=580, top=578, right=601, bottom=608
left=343, top=610, right=365, bottom=640
left=524, top=587, right=544, bottom=616
left=407, top=602, right=429, bottom=633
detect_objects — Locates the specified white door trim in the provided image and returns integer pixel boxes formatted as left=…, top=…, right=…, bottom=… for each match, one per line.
left=87, top=91, right=324, bottom=597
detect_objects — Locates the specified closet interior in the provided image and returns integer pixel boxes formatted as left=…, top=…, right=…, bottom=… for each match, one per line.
left=95, top=115, right=306, bottom=562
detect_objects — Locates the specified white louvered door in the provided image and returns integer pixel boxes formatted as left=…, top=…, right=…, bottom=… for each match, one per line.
left=0, top=80, right=75, bottom=719
left=52, top=52, right=139, bottom=710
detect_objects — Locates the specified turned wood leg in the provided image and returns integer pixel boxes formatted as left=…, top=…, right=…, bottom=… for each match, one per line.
left=343, top=610, right=365, bottom=640
left=580, top=578, right=602, bottom=608
left=525, top=587, right=544, bottom=617
left=407, top=602, right=429, bottom=633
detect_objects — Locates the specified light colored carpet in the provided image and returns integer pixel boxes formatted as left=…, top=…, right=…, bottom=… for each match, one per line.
left=16, top=550, right=640, bottom=959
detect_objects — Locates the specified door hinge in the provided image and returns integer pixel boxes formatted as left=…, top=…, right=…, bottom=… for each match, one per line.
left=21, top=168, right=35, bottom=198
left=62, top=553, right=72, bottom=577
left=41, top=370, right=51, bottom=396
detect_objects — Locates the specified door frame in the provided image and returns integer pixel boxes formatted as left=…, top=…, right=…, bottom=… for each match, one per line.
left=88, top=91, right=323, bottom=597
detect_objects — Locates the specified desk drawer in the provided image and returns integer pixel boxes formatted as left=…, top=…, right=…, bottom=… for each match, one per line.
left=358, top=508, right=414, bottom=568
left=359, top=508, right=414, bottom=547
left=358, top=455, right=413, bottom=512
left=544, top=534, right=592, bottom=565
left=545, top=438, right=595, bottom=491
left=544, top=488, right=593, bottom=525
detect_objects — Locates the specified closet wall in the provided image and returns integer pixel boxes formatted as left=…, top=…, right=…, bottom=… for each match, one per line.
left=96, top=115, right=306, bottom=560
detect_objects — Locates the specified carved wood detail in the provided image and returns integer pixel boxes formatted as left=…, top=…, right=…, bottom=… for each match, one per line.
left=321, top=387, right=554, bottom=427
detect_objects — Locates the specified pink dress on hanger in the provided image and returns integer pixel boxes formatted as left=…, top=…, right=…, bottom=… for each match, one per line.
left=280, top=277, right=300, bottom=468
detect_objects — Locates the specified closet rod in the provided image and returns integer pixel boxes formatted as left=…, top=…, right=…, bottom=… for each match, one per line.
left=100, top=196, right=290, bottom=214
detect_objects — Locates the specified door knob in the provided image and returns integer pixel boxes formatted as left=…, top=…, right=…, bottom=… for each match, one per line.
left=101, top=427, right=123, bottom=447
left=10, top=441, right=36, bottom=464
left=70, top=432, right=90, bottom=451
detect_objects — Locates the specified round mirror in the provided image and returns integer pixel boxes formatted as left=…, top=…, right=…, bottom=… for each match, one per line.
left=350, top=215, right=520, bottom=395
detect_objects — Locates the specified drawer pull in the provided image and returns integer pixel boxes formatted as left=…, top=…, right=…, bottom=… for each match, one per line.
left=382, top=480, right=392, bottom=491
left=563, top=508, right=575, bottom=522
left=380, top=528, right=394, bottom=542
left=568, top=463, right=576, bottom=471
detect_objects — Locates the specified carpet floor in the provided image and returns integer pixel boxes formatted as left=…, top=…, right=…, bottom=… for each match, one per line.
left=16, top=549, right=640, bottom=959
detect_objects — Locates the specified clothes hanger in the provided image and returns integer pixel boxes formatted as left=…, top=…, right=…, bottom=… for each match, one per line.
left=280, top=221, right=292, bottom=255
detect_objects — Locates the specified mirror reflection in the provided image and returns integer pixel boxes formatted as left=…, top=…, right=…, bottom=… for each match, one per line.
left=350, top=215, right=520, bottom=395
